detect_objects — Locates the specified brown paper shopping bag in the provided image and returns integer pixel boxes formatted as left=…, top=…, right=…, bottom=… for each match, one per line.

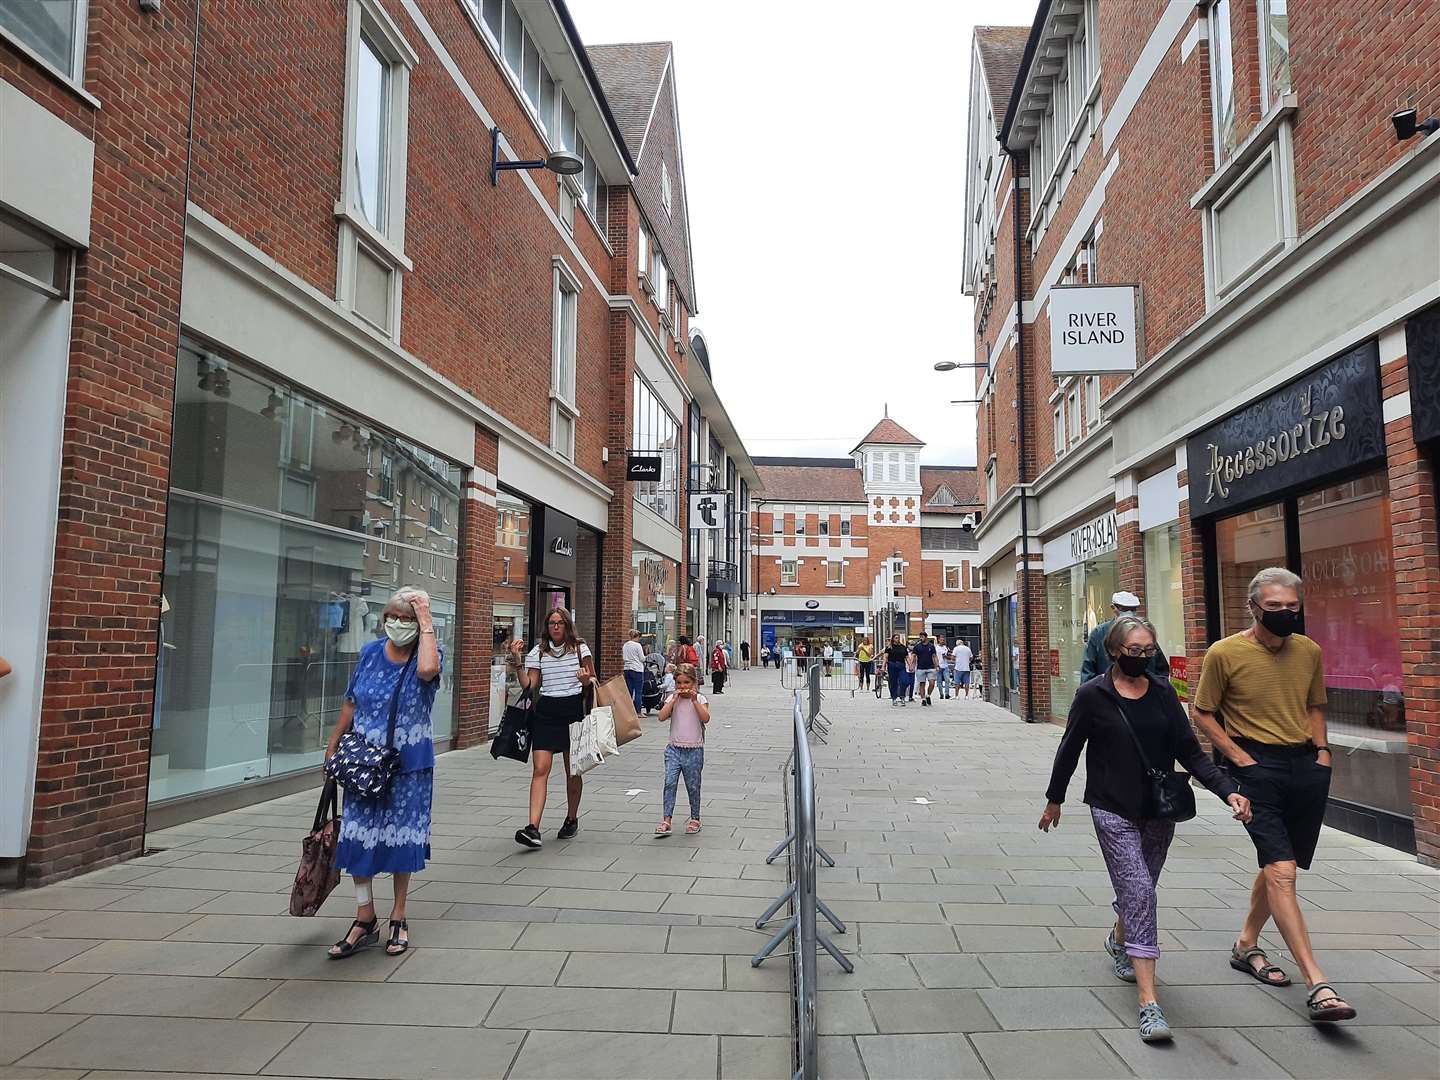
left=596, top=674, right=643, bottom=746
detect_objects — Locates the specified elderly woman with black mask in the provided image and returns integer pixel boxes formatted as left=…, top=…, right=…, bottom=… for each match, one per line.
left=1039, top=614, right=1252, bottom=1044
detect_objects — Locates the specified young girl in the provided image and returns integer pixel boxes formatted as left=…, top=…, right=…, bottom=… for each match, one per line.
left=655, top=664, right=708, bottom=836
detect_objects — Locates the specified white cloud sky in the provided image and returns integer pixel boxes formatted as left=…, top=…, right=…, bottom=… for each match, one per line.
left=570, top=0, right=1035, bottom=464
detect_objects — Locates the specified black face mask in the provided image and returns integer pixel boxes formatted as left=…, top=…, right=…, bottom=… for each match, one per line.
left=1114, top=653, right=1150, bottom=678
left=1254, top=605, right=1302, bottom=638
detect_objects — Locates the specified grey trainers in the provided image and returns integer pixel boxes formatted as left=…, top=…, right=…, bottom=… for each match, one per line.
left=1139, top=1001, right=1172, bottom=1042
left=1105, top=930, right=1136, bottom=983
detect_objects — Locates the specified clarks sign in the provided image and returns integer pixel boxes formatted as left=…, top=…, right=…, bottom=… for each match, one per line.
left=1186, top=340, right=1384, bottom=520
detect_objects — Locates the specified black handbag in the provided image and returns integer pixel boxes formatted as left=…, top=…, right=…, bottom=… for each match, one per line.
left=1113, top=698, right=1197, bottom=822
left=325, top=652, right=416, bottom=799
left=491, top=689, right=533, bottom=763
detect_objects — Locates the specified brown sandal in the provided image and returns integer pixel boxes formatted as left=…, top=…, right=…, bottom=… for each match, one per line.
left=1306, top=983, right=1357, bottom=1022
left=1230, top=944, right=1291, bottom=986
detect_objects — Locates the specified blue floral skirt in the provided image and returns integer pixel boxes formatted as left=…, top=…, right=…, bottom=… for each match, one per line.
left=336, top=768, right=433, bottom=877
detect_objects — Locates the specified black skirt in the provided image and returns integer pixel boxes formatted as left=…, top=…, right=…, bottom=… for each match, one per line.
left=532, top=692, right=584, bottom=753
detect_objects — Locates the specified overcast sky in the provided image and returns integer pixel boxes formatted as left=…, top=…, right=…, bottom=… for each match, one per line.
left=570, top=0, right=1035, bottom=465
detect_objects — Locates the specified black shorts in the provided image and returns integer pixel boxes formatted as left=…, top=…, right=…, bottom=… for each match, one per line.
left=532, top=693, right=584, bottom=753
left=1231, top=739, right=1331, bottom=870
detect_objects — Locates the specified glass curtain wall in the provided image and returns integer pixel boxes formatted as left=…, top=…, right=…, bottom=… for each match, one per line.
left=153, top=341, right=461, bottom=802
left=632, top=375, right=679, bottom=523
left=632, top=548, right=679, bottom=656
left=1143, top=522, right=1186, bottom=696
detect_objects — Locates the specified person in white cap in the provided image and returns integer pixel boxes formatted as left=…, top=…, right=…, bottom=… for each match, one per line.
left=1080, top=591, right=1170, bottom=683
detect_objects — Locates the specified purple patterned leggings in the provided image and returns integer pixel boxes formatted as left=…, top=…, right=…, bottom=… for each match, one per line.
left=1090, top=806, right=1175, bottom=959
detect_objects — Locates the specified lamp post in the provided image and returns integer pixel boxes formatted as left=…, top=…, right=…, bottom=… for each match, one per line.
left=490, top=127, right=584, bottom=186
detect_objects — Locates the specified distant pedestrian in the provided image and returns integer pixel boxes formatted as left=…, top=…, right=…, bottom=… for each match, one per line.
left=822, top=641, right=834, bottom=675
left=622, top=629, right=647, bottom=717
left=856, top=639, right=875, bottom=690
left=655, top=664, right=709, bottom=836
left=912, top=632, right=939, bottom=705
left=510, top=608, right=594, bottom=850
left=676, top=635, right=699, bottom=667
left=935, top=635, right=951, bottom=699
left=1192, top=567, right=1357, bottom=1024
left=740, top=640, right=751, bottom=670
left=326, top=586, right=442, bottom=959
left=1041, top=614, right=1252, bottom=1043
left=904, top=645, right=917, bottom=701
left=760, top=644, right=771, bottom=669
left=951, top=638, right=975, bottom=698
left=1082, top=592, right=1170, bottom=683
left=722, top=640, right=732, bottom=668
left=710, top=641, right=728, bottom=694
left=884, top=634, right=908, bottom=707
left=661, top=663, right=677, bottom=696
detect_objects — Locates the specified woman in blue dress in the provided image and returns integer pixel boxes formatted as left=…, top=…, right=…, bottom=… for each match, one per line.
left=324, top=586, right=441, bottom=958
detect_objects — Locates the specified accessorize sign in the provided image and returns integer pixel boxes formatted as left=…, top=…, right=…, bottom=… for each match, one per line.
left=1406, top=304, right=1440, bottom=445
left=1186, top=339, right=1384, bottom=519
left=1049, top=284, right=1138, bottom=374
left=1043, top=509, right=1118, bottom=573
left=689, top=491, right=728, bottom=531
left=626, top=453, right=662, bottom=481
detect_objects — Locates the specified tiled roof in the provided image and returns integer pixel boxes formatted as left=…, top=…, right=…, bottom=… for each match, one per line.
left=852, top=418, right=925, bottom=452
left=975, top=26, right=1029, bottom=126
left=755, top=461, right=865, bottom=502
left=920, top=467, right=983, bottom=513
left=586, top=42, right=670, bottom=160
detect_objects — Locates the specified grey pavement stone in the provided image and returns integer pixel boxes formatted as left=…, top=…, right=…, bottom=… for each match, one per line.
left=166, top=914, right=348, bottom=945
left=188, top=892, right=291, bottom=916
left=389, top=947, right=566, bottom=986
left=853, top=1033, right=989, bottom=1079
left=0, top=909, right=58, bottom=935
left=0, top=888, right=137, bottom=912
left=1267, top=982, right=1434, bottom=1026
left=817, top=1035, right=867, bottom=1078
left=1271, top=948, right=1437, bottom=983
left=0, top=938, right=101, bottom=972
left=534, top=887, right=668, bottom=912
left=508, top=1031, right=716, bottom=1080
left=22, top=911, right=201, bottom=940
left=816, top=990, right=876, bottom=1034
left=908, top=954, right=998, bottom=989
left=219, top=943, right=409, bottom=981
left=864, top=988, right=999, bottom=1034
left=52, top=973, right=276, bottom=1019
left=722, top=954, right=792, bottom=992
left=1092, top=983, right=1307, bottom=1027
left=672, top=989, right=789, bottom=1035
left=265, top=1022, right=525, bottom=1079
left=96, top=888, right=224, bottom=913
left=856, top=923, right=958, bottom=954
left=442, top=903, right=559, bottom=922
left=817, top=951, right=919, bottom=990
left=18, top=1015, right=303, bottom=1073
left=665, top=925, right=769, bottom=954
left=558, top=951, right=723, bottom=990
left=486, top=986, right=673, bottom=1032
left=976, top=951, right=1118, bottom=987
left=719, top=1036, right=790, bottom=1078
left=1372, top=981, right=1440, bottom=1020
left=941, top=903, right=1070, bottom=926
left=514, top=922, right=664, bottom=953
left=54, top=940, right=257, bottom=977
left=969, top=1029, right=1130, bottom=1079
left=247, top=978, right=499, bottom=1025
left=979, top=987, right=1124, bottom=1029
left=0, top=971, right=107, bottom=1013
left=1241, top=1024, right=1440, bottom=1079
left=1096, top=1026, right=1290, bottom=1078
left=0, top=1013, right=86, bottom=1066
left=953, top=924, right=1060, bottom=953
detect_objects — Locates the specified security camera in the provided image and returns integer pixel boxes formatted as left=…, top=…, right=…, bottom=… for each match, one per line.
left=1392, top=108, right=1440, bottom=140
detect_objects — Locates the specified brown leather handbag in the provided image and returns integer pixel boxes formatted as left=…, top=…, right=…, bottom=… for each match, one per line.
left=289, top=780, right=342, bottom=916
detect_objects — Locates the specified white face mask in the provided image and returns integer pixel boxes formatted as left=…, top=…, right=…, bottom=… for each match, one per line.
left=384, top=618, right=419, bottom=646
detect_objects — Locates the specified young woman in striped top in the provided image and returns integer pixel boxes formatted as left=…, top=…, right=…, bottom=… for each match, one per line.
left=509, top=609, right=595, bottom=849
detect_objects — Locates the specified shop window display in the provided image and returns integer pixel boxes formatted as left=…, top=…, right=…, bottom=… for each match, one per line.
left=632, top=547, right=679, bottom=656
left=153, top=342, right=460, bottom=802
left=1045, top=555, right=1118, bottom=721
left=1142, top=522, right=1186, bottom=697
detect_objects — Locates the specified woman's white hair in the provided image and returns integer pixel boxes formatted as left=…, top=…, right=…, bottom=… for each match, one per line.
left=390, top=586, right=430, bottom=612
left=1247, top=566, right=1302, bottom=604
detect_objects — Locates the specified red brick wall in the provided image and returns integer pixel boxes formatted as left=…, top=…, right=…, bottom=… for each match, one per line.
left=455, top=428, right=499, bottom=748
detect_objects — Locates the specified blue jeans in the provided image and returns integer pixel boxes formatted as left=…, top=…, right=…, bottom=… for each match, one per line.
left=624, top=669, right=645, bottom=713
left=664, top=745, right=704, bottom=820
left=886, top=661, right=905, bottom=700
left=937, top=667, right=951, bottom=696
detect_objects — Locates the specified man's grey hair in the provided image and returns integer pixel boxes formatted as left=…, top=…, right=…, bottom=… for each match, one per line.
left=1247, top=566, right=1302, bottom=604
left=1104, top=613, right=1156, bottom=658
left=390, top=586, right=430, bottom=610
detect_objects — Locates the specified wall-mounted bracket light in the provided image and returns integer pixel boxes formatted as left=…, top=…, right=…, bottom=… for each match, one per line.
left=490, top=127, right=584, bottom=186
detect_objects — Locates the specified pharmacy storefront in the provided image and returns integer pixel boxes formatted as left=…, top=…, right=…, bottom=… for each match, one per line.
left=1043, top=508, right=1119, bottom=722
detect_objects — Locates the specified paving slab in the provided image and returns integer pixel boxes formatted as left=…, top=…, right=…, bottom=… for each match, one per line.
left=557, top=950, right=723, bottom=989
left=0, top=1013, right=86, bottom=1066
left=979, top=986, right=1124, bottom=1029
left=864, top=988, right=999, bottom=1034
left=247, top=978, right=500, bottom=1026
left=17, top=1015, right=304, bottom=1073
left=507, top=1030, right=716, bottom=1080
left=1240, top=1024, right=1440, bottom=1079
left=1096, top=1026, right=1291, bottom=1078
left=54, top=940, right=257, bottom=977
left=852, top=1032, right=989, bottom=1079
left=52, top=973, right=277, bottom=1019
left=264, top=1022, right=525, bottom=1079
left=719, top=1035, right=791, bottom=1079
left=485, top=985, right=673, bottom=1032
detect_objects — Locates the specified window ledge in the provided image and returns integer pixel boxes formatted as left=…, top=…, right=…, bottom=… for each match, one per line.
left=334, top=203, right=414, bottom=272
left=1193, top=94, right=1298, bottom=208
left=0, top=28, right=101, bottom=109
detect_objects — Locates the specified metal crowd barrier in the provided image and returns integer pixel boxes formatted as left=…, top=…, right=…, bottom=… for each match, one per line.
left=776, top=655, right=866, bottom=697
left=752, top=687, right=854, bottom=1080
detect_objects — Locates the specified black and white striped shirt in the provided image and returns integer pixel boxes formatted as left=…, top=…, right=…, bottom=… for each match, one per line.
left=526, top=642, right=593, bottom=697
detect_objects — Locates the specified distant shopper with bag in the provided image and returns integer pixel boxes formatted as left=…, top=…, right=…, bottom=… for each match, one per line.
left=622, top=629, right=647, bottom=716
left=655, top=664, right=709, bottom=836
left=324, top=586, right=442, bottom=959
left=510, top=609, right=594, bottom=850
left=1039, top=614, right=1252, bottom=1043
left=710, top=641, right=728, bottom=694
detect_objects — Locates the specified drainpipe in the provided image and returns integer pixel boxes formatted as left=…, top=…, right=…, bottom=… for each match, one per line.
left=1006, top=146, right=1037, bottom=724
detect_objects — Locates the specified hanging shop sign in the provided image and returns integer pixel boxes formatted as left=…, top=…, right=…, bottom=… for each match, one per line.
left=532, top=506, right=578, bottom=582
left=1049, top=284, right=1139, bottom=374
left=1186, top=339, right=1385, bottom=519
left=1405, top=304, right=1440, bottom=445
left=626, top=453, right=663, bottom=481
left=689, top=490, right=728, bottom=531
left=1042, top=509, right=1118, bottom=573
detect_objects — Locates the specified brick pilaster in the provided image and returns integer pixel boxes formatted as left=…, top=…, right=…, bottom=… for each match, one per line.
left=455, top=428, right=500, bottom=749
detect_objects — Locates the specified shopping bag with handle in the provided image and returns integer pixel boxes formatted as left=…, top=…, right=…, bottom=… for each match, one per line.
left=596, top=674, right=643, bottom=745
left=569, top=710, right=606, bottom=775
left=289, top=780, right=342, bottom=916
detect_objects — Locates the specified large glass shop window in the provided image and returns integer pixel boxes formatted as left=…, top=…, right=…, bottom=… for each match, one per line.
left=1143, top=522, right=1186, bottom=697
left=1297, top=475, right=1411, bottom=819
left=632, top=548, right=679, bottom=656
left=152, top=342, right=461, bottom=802
left=1215, top=502, right=1287, bottom=635
left=1046, top=555, right=1119, bottom=721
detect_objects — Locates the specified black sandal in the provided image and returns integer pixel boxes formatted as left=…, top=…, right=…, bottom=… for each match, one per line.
left=1306, top=982, right=1357, bottom=1022
left=386, top=919, right=410, bottom=956
left=1230, top=943, right=1291, bottom=986
left=329, top=916, right=379, bottom=959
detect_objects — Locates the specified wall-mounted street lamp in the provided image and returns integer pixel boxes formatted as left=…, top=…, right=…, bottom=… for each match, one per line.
left=490, top=127, right=584, bottom=186
left=1392, top=109, right=1440, bottom=141
left=934, top=360, right=988, bottom=404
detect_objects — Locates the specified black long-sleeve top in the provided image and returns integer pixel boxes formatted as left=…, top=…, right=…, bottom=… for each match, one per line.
left=1046, top=672, right=1238, bottom=820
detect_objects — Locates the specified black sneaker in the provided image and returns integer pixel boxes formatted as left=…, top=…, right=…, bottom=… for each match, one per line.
left=515, top=824, right=542, bottom=849
left=557, top=817, right=579, bottom=840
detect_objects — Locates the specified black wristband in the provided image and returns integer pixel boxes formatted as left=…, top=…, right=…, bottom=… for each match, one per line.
left=1314, top=744, right=1330, bottom=752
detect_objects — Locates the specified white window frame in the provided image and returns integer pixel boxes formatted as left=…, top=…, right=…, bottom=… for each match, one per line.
left=943, top=563, right=963, bottom=592
left=840, top=518, right=851, bottom=536
left=1209, top=0, right=1238, bottom=164
left=971, top=563, right=984, bottom=591
left=985, top=460, right=997, bottom=506
left=819, top=518, right=829, bottom=537
left=336, top=0, right=417, bottom=341
left=661, top=161, right=673, bottom=217
left=637, top=223, right=650, bottom=287
left=0, top=0, right=89, bottom=89
left=1257, top=0, right=1291, bottom=112
left=550, top=257, right=584, bottom=460
left=826, top=560, right=844, bottom=587
left=904, top=453, right=918, bottom=482
left=773, top=512, right=784, bottom=536
left=1053, top=404, right=1066, bottom=458
left=780, top=559, right=798, bottom=585
left=1085, top=376, right=1101, bottom=432
left=1068, top=388, right=1082, bottom=447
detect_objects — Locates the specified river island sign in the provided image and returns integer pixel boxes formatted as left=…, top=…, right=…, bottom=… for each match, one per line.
left=1049, top=284, right=1139, bottom=374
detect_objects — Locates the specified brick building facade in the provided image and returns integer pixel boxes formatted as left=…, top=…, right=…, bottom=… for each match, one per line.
left=0, top=0, right=756, bottom=885
left=964, top=1, right=1440, bottom=861
left=751, top=418, right=984, bottom=659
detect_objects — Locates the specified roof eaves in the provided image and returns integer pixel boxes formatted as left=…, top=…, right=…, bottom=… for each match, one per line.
left=554, top=0, right=640, bottom=176
left=997, top=0, right=1052, bottom=148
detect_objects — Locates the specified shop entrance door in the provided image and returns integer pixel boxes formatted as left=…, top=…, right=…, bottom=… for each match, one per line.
left=534, top=583, right=571, bottom=641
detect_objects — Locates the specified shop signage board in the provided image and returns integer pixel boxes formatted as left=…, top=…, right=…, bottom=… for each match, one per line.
left=1185, top=339, right=1385, bottom=519
left=805, top=599, right=820, bottom=608
left=626, top=453, right=662, bottom=481
left=1049, top=284, right=1139, bottom=374
left=689, top=491, right=728, bottom=530
left=1406, top=305, right=1440, bottom=445
left=1042, top=509, right=1118, bottom=573
left=533, top=506, right=578, bottom=581
left=762, top=610, right=866, bottom=626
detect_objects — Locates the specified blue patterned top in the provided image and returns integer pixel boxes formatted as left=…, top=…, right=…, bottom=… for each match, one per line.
left=344, top=638, right=442, bottom=773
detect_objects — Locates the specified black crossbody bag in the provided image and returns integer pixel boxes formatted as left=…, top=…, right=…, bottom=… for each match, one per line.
left=1112, top=698, right=1197, bottom=823
left=325, top=651, right=418, bottom=799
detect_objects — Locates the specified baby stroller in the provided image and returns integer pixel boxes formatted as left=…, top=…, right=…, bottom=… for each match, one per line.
left=641, top=663, right=664, bottom=713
